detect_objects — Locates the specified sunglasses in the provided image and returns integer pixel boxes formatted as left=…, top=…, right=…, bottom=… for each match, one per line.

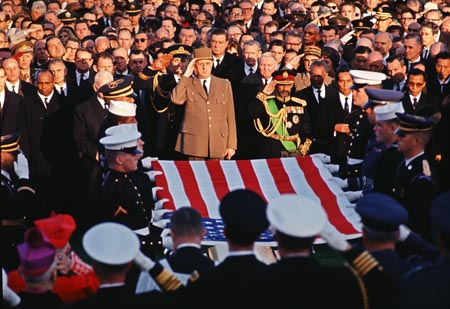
left=135, top=38, right=147, bottom=43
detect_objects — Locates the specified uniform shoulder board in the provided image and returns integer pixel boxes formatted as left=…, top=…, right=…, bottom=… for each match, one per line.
left=291, top=97, right=307, bottom=106
left=138, top=71, right=151, bottom=81
left=422, top=159, right=431, bottom=177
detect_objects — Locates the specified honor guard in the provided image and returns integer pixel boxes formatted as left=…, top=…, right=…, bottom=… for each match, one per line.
left=393, top=112, right=437, bottom=237
left=250, top=69, right=313, bottom=158
left=1, top=133, right=36, bottom=271
left=99, top=124, right=160, bottom=258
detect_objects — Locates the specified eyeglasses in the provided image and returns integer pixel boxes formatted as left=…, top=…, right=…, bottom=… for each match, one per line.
left=135, top=38, right=147, bottom=43
left=327, top=5, right=337, bottom=9
left=426, top=18, right=440, bottom=22
left=229, top=13, right=243, bottom=17
left=75, top=57, right=92, bottom=62
left=131, top=59, right=145, bottom=64
left=241, top=8, right=252, bottom=11
left=408, top=82, right=425, bottom=87
left=84, top=19, right=96, bottom=23
left=102, top=3, right=114, bottom=7
left=143, top=8, right=155, bottom=12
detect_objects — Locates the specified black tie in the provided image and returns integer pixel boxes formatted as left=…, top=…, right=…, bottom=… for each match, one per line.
left=249, top=67, right=253, bottom=75
left=80, top=74, right=88, bottom=86
left=264, top=78, right=268, bottom=85
left=317, top=88, right=322, bottom=101
left=423, top=49, right=428, bottom=59
left=203, top=80, right=208, bottom=95
left=395, top=83, right=401, bottom=91
left=12, top=85, right=16, bottom=93
left=215, top=59, right=220, bottom=68
left=344, top=97, right=349, bottom=114
left=44, top=97, right=48, bottom=108
left=60, top=86, right=64, bottom=96
left=413, top=97, right=418, bottom=109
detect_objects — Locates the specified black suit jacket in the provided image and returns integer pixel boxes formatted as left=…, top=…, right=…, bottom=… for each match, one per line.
left=402, top=91, right=440, bottom=115
left=0, top=90, right=23, bottom=135
left=18, top=93, right=61, bottom=179
left=11, top=80, right=37, bottom=98
left=296, top=84, right=338, bottom=133
left=212, top=53, right=245, bottom=87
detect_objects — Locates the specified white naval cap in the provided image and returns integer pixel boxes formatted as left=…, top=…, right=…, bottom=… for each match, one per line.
left=83, top=222, right=140, bottom=265
left=266, top=194, right=327, bottom=238
left=100, top=123, right=142, bottom=153
left=375, top=102, right=405, bottom=121
left=108, top=100, right=137, bottom=117
left=349, top=70, right=387, bottom=88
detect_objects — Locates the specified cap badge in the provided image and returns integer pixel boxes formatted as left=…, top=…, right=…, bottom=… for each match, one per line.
left=108, top=79, right=124, bottom=89
left=282, top=71, right=288, bottom=79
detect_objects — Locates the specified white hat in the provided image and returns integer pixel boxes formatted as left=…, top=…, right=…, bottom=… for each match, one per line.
left=266, top=194, right=327, bottom=238
left=424, top=2, right=438, bottom=12
left=350, top=70, right=386, bottom=86
left=375, top=102, right=405, bottom=121
left=99, top=123, right=142, bottom=153
left=108, top=100, right=136, bottom=117
left=83, top=222, right=140, bottom=265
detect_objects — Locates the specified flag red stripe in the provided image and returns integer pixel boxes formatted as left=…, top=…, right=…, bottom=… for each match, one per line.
left=174, top=161, right=209, bottom=217
left=266, top=158, right=296, bottom=194
left=205, top=161, right=229, bottom=202
left=299, top=157, right=359, bottom=234
left=152, top=161, right=176, bottom=211
left=235, top=160, right=267, bottom=202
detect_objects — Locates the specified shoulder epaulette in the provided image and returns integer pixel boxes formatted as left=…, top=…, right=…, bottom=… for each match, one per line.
left=256, top=92, right=275, bottom=102
left=138, top=71, right=151, bottom=81
left=291, top=97, right=307, bottom=106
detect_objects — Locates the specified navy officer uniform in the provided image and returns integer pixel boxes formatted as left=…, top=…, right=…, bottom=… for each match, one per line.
left=393, top=113, right=437, bottom=237
left=399, top=192, right=450, bottom=309
left=249, top=69, right=313, bottom=158
left=371, top=98, right=405, bottom=195
left=99, top=124, right=159, bottom=258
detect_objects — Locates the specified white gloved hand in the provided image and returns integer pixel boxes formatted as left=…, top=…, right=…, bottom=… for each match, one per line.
left=141, top=156, right=158, bottom=169
left=310, top=153, right=331, bottom=164
left=3, top=268, right=20, bottom=307
left=340, top=30, right=356, bottom=44
left=13, top=153, right=29, bottom=179
left=152, top=186, right=163, bottom=200
left=324, top=164, right=339, bottom=174
left=162, top=235, right=174, bottom=251
left=320, top=221, right=350, bottom=252
left=145, top=170, right=163, bottom=182
left=398, top=224, right=411, bottom=242
left=330, top=176, right=348, bottom=189
left=133, top=251, right=156, bottom=272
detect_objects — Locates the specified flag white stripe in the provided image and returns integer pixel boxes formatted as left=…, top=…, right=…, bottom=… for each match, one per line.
left=281, top=157, right=323, bottom=204
left=220, top=160, right=246, bottom=191
left=159, top=161, right=191, bottom=209
left=190, top=161, right=221, bottom=218
left=251, top=159, right=281, bottom=201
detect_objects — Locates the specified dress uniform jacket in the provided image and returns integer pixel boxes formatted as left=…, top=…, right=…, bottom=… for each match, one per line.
left=373, top=144, right=403, bottom=195
left=393, top=154, right=437, bottom=235
left=0, top=173, right=36, bottom=271
left=249, top=92, right=312, bottom=158
left=0, top=90, right=23, bottom=135
left=171, top=75, right=237, bottom=159
left=239, top=251, right=394, bottom=308
left=100, top=169, right=154, bottom=231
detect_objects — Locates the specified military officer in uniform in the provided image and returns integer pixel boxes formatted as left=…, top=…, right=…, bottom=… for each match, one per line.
left=393, top=112, right=437, bottom=237
left=249, top=69, right=313, bottom=158
left=0, top=133, right=36, bottom=271
left=134, top=44, right=193, bottom=159
left=99, top=123, right=160, bottom=259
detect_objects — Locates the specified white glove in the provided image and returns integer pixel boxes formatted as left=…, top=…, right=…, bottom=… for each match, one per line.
left=330, top=176, right=348, bottom=189
left=320, top=221, right=350, bottom=252
left=342, top=190, right=363, bottom=202
left=141, top=156, right=158, bottom=169
left=3, top=268, right=20, bottom=307
left=133, top=251, right=156, bottom=272
left=324, top=164, right=339, bottom=173
left=310, top=153, right=331, bottom=164
left=162, top=235, right=174, bottom=251
left=13, top=153, right=29, bottom=179
left=398, top=224, right=411, bottom=242
left=340, top=30, right=356, bottom=44
left=145, top=170, right=163, bottom=182
left=152, top=186, right=163, bottom=200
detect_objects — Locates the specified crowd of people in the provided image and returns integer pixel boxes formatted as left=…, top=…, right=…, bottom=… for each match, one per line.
left=1, top=0, right=450, bottom=307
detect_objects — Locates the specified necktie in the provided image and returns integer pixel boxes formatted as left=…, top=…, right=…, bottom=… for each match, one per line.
left=44, top=97, right=48, bottom=108
left=423, top=49, right=428, bottom=59
left=264, top=78, right=268, bottom=85
left=344, top=97, right=349, bottom=114
left=59, top=86, right=64, bottom=96
left=203, top=80, right=208, bottom=95
left=249, top=67, right=253, bottom=75
left=80, top=74, right=87, bottom=86
left=317, top=88, right=322, bottom=101
left=395, top=83, right=401, bottom=91
left=12, top=85, right=15, bottom=93
left=413, top=97, right=418, bottom=109
left=215, top=59, right=220, bottom=68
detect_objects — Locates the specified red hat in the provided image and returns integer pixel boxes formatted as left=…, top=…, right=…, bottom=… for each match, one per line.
left=17, top=227, right=56, bottom=278
left=34, top=213, right=76, bottom=249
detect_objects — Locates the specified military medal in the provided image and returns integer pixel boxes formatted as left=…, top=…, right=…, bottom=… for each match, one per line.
left=292, top=115, right=299, bottom=124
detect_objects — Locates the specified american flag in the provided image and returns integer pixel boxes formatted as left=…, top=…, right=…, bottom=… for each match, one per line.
left=151, top=156, right=362, bottom=245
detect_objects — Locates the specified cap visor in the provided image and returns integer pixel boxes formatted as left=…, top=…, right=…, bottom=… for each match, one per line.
left=394, top=128, right=407, bottom=137
left=351, top=83, right=366, bottom=90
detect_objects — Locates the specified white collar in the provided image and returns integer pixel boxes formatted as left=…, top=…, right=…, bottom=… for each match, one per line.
left=405, top=151, right=424, bottom=166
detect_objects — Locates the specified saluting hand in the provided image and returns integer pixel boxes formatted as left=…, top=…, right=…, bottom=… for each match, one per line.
left=184, top=58, right=196, bottom=77
left=263, top=80, right=277, bottom=95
